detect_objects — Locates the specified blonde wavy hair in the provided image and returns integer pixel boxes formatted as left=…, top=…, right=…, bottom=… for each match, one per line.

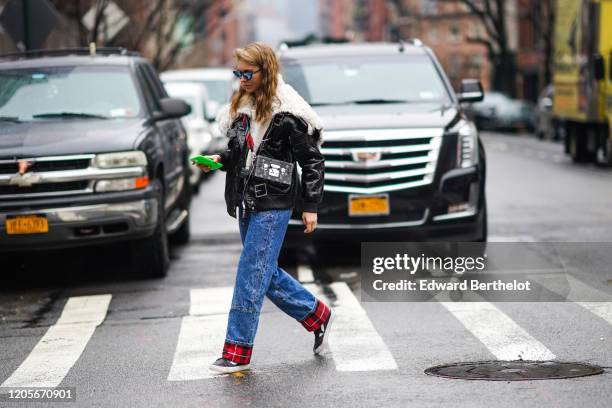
left=229, top=42, right=280, bottom=123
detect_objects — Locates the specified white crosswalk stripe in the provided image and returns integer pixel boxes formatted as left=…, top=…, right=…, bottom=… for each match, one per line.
left=437, top=293, right=556, bottom=361
left=529, top=274, right=612, bottom=326
left=306, top=282, right=399, bottom=371
left=167, top=287, right=233, bottom=381
left=297, top=263, right=315, bottom=283
left=0, top=294, right=111, bottom=388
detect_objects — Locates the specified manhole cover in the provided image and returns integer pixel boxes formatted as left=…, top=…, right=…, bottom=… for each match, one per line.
left=424, top=361, right=604, bottom=381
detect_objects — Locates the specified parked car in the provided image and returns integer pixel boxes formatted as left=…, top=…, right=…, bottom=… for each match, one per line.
left=277, top=41, right=487, bottom=256
left=535, top=84, right=561, bottom=141
left=160, top=68, right=237, bottom=153
left=163, top=81, right=215, bottom=192
left=464, top=91, right=535, bottom=132
left=0, top=48, right=192, bottom=278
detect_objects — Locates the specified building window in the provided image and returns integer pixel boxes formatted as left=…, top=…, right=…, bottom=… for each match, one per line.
left=471, top=54, right=483, bottom=69
left=448, top=24, right=460, bottom=42
left=469, top=54, right=483, bottom=77
left=469, top=22, right=483, bottom=40
left=448, top=54, right=462, bottom=78
left=422, top=0, right=438, bottom=15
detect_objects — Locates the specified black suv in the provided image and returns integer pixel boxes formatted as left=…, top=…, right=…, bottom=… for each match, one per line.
left=278, top=41, right=487, bottom=253
left=0, top=48, right=192, bottom=277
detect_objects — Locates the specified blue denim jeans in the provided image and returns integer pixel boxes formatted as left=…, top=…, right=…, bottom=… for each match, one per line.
left=224, top=206, right=318, bottom=349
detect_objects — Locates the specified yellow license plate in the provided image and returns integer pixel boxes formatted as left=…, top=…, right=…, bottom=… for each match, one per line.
left=348, top=194, right=390, bottom=216
left=5, top=215, right=49, bottom=235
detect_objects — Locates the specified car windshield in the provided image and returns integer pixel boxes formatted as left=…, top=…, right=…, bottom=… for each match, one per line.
left=282, top=56, right=451, bottom=106
left=0, top=65, right=142, bottom=121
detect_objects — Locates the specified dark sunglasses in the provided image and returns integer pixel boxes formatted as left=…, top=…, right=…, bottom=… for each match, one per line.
left=232, top=68, right=261, bottom=81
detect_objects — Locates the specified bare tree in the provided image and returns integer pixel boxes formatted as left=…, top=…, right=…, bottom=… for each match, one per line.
left=89, top=0, right=110, bottom=44
left=529, top=0, right=555, bottom=85
left=387, top=0, right=517, bottom=96
left=457, top=0, right=517, bottom=97
left=53, top=0, right=217, bottom=70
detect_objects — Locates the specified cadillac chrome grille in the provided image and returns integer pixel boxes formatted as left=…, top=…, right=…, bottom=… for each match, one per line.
left=320, top=128, right=443, bottom=194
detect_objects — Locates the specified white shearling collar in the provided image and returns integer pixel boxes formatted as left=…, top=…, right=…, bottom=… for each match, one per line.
left=215, top=73, right=324, bottom=147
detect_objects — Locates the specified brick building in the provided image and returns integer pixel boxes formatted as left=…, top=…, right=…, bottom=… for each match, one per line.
left=319, top=0, right=389, bottom=42
left=516, top=0, right=553, bottom=102
left=391, top=0, right=491, bottom=91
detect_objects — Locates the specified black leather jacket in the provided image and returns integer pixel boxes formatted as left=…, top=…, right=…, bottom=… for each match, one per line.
left=216, top=112, right=325, bottom=218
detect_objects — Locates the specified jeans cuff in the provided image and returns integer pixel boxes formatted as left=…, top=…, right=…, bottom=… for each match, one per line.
left=222, top=341, right=253, bottom=364
left=299, top=298, right=331, bottom=332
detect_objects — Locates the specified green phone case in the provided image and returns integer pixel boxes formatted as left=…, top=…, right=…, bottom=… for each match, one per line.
left=190, top=155, right=223, bottom=170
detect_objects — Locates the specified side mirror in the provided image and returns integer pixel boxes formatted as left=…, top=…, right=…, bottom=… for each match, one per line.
left=457, top=79, right=484, bottom=103
left=594, top=54, right=604, bottom=81
left=152, top=97, right=191, bottom=122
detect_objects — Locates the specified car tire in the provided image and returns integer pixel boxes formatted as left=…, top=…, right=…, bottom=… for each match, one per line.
left=169, top=209, right=191, bottom=246
left=131, top=180, right=170, bottom=278
left=569, top=123, right=590, bottom=162
left=476, top=198, right=488, bottom=242
left=475, top=139, right=487, bottom=243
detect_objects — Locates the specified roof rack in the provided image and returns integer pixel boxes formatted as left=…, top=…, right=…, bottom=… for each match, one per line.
left=0, top=45, right=141, bottom=60
left=398, top=38, right=424, bottom=52
left=407, top=38, right=423, bottom=46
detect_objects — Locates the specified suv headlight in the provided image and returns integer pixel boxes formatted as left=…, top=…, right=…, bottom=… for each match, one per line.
left=94, top=151, right=147, bottom=168
left=456, top=121, right=479, bottom=168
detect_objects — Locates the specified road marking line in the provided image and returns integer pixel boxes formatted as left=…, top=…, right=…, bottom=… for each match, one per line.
left=529, top=274, right=612, bottom=325
left=437, top=295, right=556, bottom=361
left=306, top=282, right=398, bottom=371
left=297, top=263, right=315, bottom=283
left=167, top=287, right=233, bottom=381
left=1, top=294, right=112, bottom=388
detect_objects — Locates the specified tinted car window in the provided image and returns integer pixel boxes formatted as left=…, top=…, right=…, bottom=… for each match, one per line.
left=282, top=56, right=451, bottom=105
left=0, top=65, right=142, bottom=120
left=142, top=64, right=167, bottom=99
left=137, top=65, right=161, bottom=113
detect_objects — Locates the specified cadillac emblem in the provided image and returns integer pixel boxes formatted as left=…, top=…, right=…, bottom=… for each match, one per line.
left=352, top=151, right=381, bottom=163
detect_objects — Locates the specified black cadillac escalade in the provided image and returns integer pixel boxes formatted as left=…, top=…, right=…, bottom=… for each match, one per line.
left=0, top=48, right=192, bottom=278
left=278, top=41, right=487, bottom=254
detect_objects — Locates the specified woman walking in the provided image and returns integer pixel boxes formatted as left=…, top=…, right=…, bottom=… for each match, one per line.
left=195, top=42, right=334, bottom=374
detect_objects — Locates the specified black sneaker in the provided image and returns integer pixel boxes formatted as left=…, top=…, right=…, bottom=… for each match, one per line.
left=208, top=357, right=251, bottom=374
left=313, top=308, right=335, bottom=354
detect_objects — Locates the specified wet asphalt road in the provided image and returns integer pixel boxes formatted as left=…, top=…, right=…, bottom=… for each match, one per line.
left=0, top=132, right=611, bottom=408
